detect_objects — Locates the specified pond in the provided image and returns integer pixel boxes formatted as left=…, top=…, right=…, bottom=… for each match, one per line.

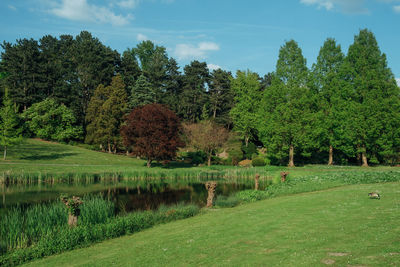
left=0, top=177, right=267, bottom=214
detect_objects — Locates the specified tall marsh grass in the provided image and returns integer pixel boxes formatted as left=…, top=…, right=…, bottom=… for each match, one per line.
left=0, top=196, right=115, bottom=254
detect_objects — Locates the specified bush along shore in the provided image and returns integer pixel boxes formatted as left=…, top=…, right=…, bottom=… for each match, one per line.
left=0, top=196, right=199, bottom=267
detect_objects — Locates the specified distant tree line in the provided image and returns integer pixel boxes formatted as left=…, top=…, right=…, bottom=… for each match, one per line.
left=0, top=29, right=399, bottom=166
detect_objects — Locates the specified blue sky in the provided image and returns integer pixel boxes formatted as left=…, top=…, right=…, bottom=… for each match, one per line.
left=1, top=0, right=400, bottom=84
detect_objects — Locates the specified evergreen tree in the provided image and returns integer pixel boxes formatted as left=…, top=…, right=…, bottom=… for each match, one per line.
left=258, top=40, right=310, bottom=166
left=129, top=74, right=155, bottom=109
left=163, top=58, right=183, bottom=114
left=86, top=75, right=128, bottom=153
left=73, top=31, right=120, bottom=124
left=230, top=70, right=261, bottom=147
left=343, top=29, right=400, bottom=166
left=180, top=61, right=210, bottom=122
left=0, top=88, right=22, bottom=160
left=1, top=39, right=43, bottom=111
left=209, top=69, right=233, bottom=127
left=119, top=48, right=141, bottom=98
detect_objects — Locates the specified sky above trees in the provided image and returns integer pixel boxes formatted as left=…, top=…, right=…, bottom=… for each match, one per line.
left=0, top=0, right=399, bottom=85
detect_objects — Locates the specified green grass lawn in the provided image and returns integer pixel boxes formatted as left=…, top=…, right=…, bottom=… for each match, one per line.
left=0, top=139, right=396, bottom=179
left=24, top=182, right=400, bottom=266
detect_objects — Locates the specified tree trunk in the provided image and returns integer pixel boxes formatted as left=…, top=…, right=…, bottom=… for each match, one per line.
left=207, top=154, right=211, bottom=166
left=245, top=135, right=249, bottom=147
left=213, top=107, right=217, bottom=118
left=288, top=145, right=295, bottom=167
left=108, top=142, right=111, bottom=153
left=361, top=145, right=368, bottom=167
left=68, top=214, right=78, bottom=227
left=146, top=159, right=152, bottom=168
left=328, top=145, right=333, bottom=165
left=3, top=145, right=6, bottom=160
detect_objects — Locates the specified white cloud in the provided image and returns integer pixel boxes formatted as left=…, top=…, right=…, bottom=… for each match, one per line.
left=50, top=0, right=132, bottom=26
left=118, top=0, right=140, bottom=9
left=300, top=0, right=369, bottom=14
left=8, top=5, right=17, bottom=10
left=396, top=78, right=400, bottom=86
left=394, top=5, right=400, bottom=12
left=174, top=42, right=220, bottom=60
left=137, top=33, right=148, bottom=41
left=207, top=64, right=221, bottom=71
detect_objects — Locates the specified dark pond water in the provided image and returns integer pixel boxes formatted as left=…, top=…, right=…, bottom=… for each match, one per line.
left=1, top=178, right=266, bottom=214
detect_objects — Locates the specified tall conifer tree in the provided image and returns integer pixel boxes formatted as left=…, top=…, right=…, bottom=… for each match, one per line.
left=258, top=40, right=310, bottom=166
left=343, top=29, right=400, bottom=166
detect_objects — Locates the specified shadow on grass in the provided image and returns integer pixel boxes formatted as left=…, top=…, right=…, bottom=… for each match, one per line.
left=20, top=152, right=78, bottom=161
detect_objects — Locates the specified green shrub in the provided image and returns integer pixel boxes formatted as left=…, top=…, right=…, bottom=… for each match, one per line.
left=242, top=142, right=257, bottom=159
left=252, top=157, right=266, bottom=167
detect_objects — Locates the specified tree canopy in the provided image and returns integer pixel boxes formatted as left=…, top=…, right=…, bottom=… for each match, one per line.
left=121, top=104, right=183, bottom=167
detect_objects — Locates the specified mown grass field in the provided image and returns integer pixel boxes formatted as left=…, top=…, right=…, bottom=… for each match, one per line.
left=23, top=182, right=400, bottom=266
left=0, top=138, right=396, bottom=179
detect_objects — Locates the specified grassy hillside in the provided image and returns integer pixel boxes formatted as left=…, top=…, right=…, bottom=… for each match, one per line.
left=24, top=182, right=400, bottom=266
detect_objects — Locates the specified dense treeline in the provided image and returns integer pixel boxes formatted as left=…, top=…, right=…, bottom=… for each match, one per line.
left=0, top=29, right=399, bottom=166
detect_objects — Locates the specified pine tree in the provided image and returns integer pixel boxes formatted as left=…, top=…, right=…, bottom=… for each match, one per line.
left=209, top=69, right=233, bottom=127
left=163, top=58, right=183, bottom=114
left=0, top=88, right=22, bottom=160
left=180, top=61, right=210, bottom=122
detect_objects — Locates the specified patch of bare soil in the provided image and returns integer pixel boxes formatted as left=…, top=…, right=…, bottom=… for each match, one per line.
left=328, top=252, right=349, bottom=257
left=321, top=259, right=335, bottom=265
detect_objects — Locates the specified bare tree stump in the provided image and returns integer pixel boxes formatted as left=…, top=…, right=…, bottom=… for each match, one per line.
left=255, top=173, right=260, bottom=190
left=280, top=172, right=289, bottom=182
left=205, top=181, right=217, bottom=208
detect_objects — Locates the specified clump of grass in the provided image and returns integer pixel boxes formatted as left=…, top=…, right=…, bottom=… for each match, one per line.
left=215, top=195, right=240, bottom=208
left=0, top=204, right=200, bottom=267
left=0, top=196, right=115, bottom=254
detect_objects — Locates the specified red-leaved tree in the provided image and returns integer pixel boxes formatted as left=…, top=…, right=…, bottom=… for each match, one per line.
left=121, top=103, right=184, bottom=167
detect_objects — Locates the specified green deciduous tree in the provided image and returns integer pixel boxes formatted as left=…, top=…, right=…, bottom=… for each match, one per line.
left=311, top=38, right=349, bottom=165
left=343, top=29, right=400, bottom=166
left=86, top=74, right=128, bottom=153
left=0, top=88, right=22, bottom=160
left=258, top=40, right=311, bottom=167
left=22, top=98, right=82, bottom=142
left=230, top=70, right=261, bottom=147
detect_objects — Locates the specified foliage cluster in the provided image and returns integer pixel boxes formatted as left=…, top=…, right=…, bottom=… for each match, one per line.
left=0, top=29, right=399, bottom=166
left=22, top=98, right=82, bottom=142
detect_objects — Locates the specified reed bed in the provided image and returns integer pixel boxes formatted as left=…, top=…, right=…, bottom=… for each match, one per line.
left=0, top=196, right=115, bottom=254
